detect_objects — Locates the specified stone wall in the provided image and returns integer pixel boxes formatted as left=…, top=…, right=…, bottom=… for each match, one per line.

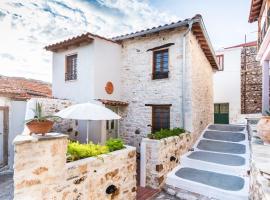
left=241, top=46, right=262, bottom=114
left=141, top=133, right=192, bottom=189
left=13, top=133, right=137, bottom=200
left=250, top=134, right=270, bottom=200
left=188, top=32, right=214, bottom=140
left=119, top=28, right=185, bottom=149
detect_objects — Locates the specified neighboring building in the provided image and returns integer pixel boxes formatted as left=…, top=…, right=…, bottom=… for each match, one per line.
left=249, top=0, right=270, bottom=114
left=0, top=75, right=51, bottom=168
left=45, top=15, right=220, bottom=149
left=214, top=41, right=261, bottom=124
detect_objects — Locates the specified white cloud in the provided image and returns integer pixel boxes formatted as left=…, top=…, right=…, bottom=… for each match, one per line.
left=0, top=0, right=177, bottom=82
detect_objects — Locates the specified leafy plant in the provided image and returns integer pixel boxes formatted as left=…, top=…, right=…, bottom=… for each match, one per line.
left=25, top=102, right=59, bottom=123
left=67, top=141, right=109, bottom=162
left=105, top=138, right=125, bottom=152
left=67, top=138, right=125, bottom=162
left=148, top=128, right=185, bottom=140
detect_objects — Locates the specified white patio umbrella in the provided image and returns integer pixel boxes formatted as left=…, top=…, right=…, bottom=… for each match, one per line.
left=54, top=102, right=121, bottom=143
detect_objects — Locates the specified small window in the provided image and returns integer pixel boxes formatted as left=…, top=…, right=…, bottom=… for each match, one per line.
left=153, top=49, right=169, bottom=79
left=65, top=54, right=77, bottom=81
left=216, top=55, right=224, bottom=70
left=152, top=105, right=170, bottom=133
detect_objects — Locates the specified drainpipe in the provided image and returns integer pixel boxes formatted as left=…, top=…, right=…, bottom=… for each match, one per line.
left=182, top=21, right=193, bottom=130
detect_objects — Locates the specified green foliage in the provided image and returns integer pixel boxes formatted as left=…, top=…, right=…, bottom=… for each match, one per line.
left=147, top=128, right=185, bottom=140
left=25, top=102, right=59, bottom=123
left=105, top=138, right=125, bottom=152
left=67, top=141, right=109, bottom=162
left=67, top=138, right=125, bottom=162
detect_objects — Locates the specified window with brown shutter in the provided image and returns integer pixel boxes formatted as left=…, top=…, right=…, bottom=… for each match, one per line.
left=151, top=105, right=170, bottom=133
left=153, top=49, right=169, bottom=79
left=65, top=54, right=77, bottom=81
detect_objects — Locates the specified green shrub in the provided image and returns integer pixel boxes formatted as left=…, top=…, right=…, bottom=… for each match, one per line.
left=67, top=138, right=125, bottom=162
left=105, top=138, right=125, bottom=152
left=147, top=128, right=185, bottom=140
left=67, top=141, right=109, bottom=162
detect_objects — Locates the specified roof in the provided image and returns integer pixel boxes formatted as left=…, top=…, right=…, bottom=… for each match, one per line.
left=97, top=99, right=128, bottom=106
left=45, top=32, right=118, bottom=52
left=112, top=14, right=218, bottom=69
left=0, top=75, right=52, bottom=100
left=224, top=41, right=257, bottom=49
left=249, top=0, right=264, bottom=23
left=45, top=15, right=218, bottom=69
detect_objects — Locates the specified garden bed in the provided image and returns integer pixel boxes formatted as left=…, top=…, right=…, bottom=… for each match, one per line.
left=140, top=131, right=193, bottom=189
left=13, top=133, right=137, bottom=200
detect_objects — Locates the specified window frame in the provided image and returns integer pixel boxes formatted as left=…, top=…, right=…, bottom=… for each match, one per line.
left=151, top=105, right=171, bottom=133
left=152, top=48, right=169, bottom=79
left=65, top=53, right=78, bottom=81
left=216, top=54, right=224, bottom=71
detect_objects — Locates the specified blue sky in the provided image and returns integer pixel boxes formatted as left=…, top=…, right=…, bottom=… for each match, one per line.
left=0, top=0, right=256, bottom=82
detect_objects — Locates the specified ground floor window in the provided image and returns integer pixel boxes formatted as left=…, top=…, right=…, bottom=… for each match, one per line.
left=214, top=103, right=229, bottom=124
left=150, top=105, right=171, bottom=132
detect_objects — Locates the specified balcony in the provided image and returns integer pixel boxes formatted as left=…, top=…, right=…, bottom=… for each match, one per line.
left=258, top=8, right=270, bottom=48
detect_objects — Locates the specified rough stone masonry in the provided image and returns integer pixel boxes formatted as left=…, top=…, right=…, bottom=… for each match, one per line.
left=241, top=45, right=262, bottom=114
left=13, top=133, right=137, bottom=200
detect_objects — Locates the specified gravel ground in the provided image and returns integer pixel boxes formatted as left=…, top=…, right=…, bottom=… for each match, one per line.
left=0, top=172, right=13, bottom=200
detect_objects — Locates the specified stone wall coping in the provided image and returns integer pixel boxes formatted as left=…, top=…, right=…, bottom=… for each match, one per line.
left=66, top=145, right=136, bottom=167
left=13, top=132, right=68, bottom=145
left=252, top=142, right=270, bottom=174
left=141, top=132, right=189, bottom=144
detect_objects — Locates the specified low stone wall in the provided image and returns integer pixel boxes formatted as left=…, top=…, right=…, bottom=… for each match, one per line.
left=13, top=133, right=137, bottom=200
left=140, top=133, right=192, bottom=189
left=250, top=142, right=270, bottom=200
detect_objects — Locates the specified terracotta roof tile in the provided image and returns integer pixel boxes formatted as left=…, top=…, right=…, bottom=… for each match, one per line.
left=97, top=99, right=128, bottom=106
left=0, top=75, right=51, bottom=100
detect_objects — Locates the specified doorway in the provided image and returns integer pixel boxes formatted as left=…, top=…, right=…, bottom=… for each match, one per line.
left=0, top=107, right=9, bottom=168
left=214, top=103, right=229, bottom=124
left=106, top=106, right=119, bottom=139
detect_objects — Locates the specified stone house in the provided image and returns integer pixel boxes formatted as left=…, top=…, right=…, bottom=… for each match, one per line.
left=249, top=0, right=270, bottom=114
left=0, top=75, right=51, bottom=169
left=214, top=41, right=261, bottom=124
left=45, top=15, right=220, bottom=149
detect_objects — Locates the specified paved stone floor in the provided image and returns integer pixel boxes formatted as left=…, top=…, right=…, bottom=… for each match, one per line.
left=152, top=191, right=179, bottom=200
left=0, top=172, right=13, bottom=200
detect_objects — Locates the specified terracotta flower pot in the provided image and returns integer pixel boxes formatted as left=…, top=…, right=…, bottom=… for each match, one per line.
left=26, top=120, right=54, bottom=136
left=257, top=116, right=270, bottom=144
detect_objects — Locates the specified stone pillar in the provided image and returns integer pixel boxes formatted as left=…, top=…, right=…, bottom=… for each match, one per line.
left=13, top=133, right=68, bottom=200
left=262, top=60, right=270, bottom=114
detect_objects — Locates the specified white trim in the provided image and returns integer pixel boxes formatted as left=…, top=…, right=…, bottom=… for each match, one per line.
left=140, top=139, right=147, bottom=187
left=257, top=27, right=270, bottom=62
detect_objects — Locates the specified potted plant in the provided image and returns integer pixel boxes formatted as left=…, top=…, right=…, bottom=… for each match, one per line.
left=257, top=111, right=270, bottom=144
left=26, top=102, right=58, bottom=136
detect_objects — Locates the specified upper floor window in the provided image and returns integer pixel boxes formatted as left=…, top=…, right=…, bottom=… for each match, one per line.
left=65, top=54, right=77, bottom=81
left=216, top=54, right=224, bottom=70
left=153, top=49, right=169, bottom=79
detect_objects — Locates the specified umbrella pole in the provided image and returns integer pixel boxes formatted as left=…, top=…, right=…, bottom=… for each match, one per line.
left=86, top=121, right=89, bottom=143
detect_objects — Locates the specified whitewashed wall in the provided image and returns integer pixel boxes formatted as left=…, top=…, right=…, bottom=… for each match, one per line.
left=52, top=44, right=95, bottom=103
left=214, top=47, right=242, bottom=123
left=0, top=97, right=26, bottom=168
left=51, top=37, right=122, bottom=143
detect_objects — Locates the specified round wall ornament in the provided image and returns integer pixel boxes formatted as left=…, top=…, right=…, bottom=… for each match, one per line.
left=105, top=81, right=114, bottom=94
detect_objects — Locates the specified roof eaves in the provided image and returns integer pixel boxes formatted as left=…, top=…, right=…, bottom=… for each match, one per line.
left=191, top=16, right=219, bottom=70
left=112, top=19, right=191, bottom=41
